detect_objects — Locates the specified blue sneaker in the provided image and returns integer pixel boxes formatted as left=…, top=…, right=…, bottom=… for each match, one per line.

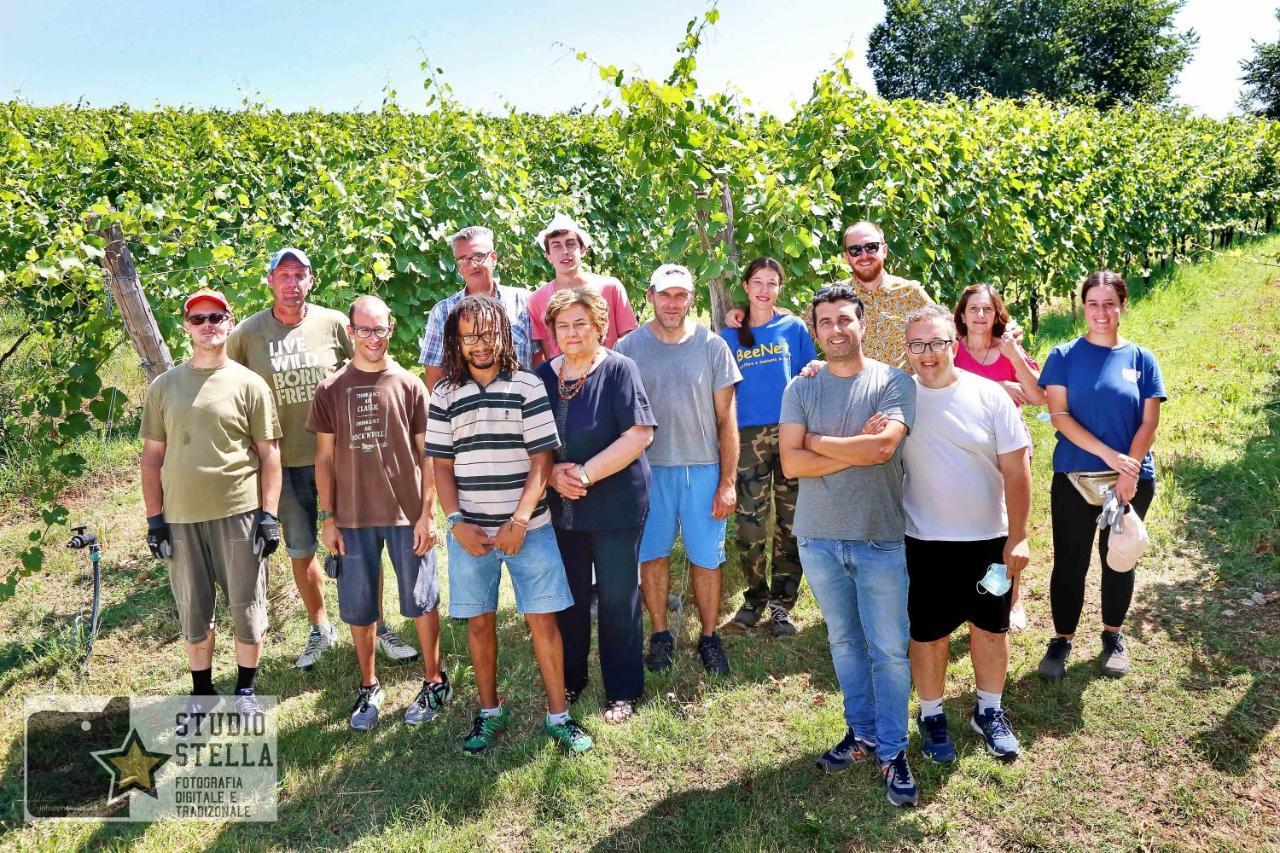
left=815, top=729, right=876, bottom=774
left=917, top=712, right=956, bottom=764
left=970, top=704, right=1020, bottom=760
left=880, top=749, right=919, bottom=807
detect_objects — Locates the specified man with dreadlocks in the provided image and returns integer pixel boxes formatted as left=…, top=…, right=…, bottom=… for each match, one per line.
left=426, top=295, right=591, bottom=755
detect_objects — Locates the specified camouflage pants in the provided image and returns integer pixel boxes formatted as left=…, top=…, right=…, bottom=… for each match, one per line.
left=735, top=424, right=803, bottom=609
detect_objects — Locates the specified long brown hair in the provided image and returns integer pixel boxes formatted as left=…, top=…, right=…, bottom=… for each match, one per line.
left=440, top=295, right=520, bottom=389
left=1081, top=270, right=1129, bottom=305
left=954, top=283, right=1010, bottom=338
left=737, top=256, right=785, bottom=348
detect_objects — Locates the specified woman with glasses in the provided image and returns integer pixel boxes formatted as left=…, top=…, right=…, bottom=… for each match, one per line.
left=536, top=287, right=656, bottom=724
left=720, top=258, right=818, bottom=636
left=952, top=284, right=1044, bottom=630
left=1035, top=271, right=1165, bottom=680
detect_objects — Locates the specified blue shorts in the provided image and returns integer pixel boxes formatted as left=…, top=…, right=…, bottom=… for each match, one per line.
left=446, top=522, right=573, bottom=618
left=278, top=465, right=319, bottom=559
left=638, top=464, right=728, bottom=569
left=336, top=526, right=440, bottom=626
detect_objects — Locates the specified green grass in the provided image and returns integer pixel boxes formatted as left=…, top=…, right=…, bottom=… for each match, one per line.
left=2, top=239, right=1279, bottom=850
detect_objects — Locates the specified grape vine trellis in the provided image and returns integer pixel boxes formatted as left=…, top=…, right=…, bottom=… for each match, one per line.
left=1, top=10, right=1278, bottom=596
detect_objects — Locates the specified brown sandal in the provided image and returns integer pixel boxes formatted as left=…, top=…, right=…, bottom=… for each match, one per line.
left=603, top=699, right=635, bottom=724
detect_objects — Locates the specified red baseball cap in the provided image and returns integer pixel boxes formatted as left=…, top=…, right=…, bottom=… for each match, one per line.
left=183, top=287, right=231, bottom=315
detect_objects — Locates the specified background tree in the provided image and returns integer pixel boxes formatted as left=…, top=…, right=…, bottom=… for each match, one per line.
left=1238, top=8, right=1280, bottom=119
left=868, top=0, right=1197, bottom=106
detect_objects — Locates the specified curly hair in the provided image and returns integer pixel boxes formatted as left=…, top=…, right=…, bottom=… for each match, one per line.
left=440, top=295, right=519, bottom=389
left=809, top=283, right=865, bottom=329
left=954, top=283, right=1010, bottom=338
left=544, top=287, right=609, bottom=345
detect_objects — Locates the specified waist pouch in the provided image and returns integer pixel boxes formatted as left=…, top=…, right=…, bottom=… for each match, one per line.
left=1066, top=471, right=1119, bottom=507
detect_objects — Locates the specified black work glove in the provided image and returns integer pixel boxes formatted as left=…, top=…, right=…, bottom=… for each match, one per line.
left=147, top=513, right=173, bottom=560
left=254, top=510, right=281, bottom=559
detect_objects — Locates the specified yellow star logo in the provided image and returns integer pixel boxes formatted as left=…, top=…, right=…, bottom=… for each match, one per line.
left=91, top=728, right=171, bottom=802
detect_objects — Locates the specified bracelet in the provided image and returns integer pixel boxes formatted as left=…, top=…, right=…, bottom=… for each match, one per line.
left=507, top=517, right=529, bottom=529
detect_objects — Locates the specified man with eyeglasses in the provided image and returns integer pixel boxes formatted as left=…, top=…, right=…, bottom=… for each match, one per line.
left=229, top=248, right=420, bottom=670
left=889, top=304, right=1031, bottom=765
left=778, top=284, right=918, bottom=807
left=419, top=225, right=538, bottom=391
left=141, top=288, right=282, bottom=712
left=308, top=295, right=451, bottom=730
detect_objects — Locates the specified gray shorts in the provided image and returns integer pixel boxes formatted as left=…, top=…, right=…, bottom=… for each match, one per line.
left=337, top=526, right=441, bottom=626
left=278, top=465, right=319, bottom=559
left=168, top=510, right=269, bottom=644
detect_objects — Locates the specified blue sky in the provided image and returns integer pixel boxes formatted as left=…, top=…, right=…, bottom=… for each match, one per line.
left=1, top=0, right=1276, bottom=117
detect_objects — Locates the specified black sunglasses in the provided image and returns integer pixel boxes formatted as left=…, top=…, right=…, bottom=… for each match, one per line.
left=844, top=241, right=882, bottom=257
left=186, top=311, right=230, bottom=326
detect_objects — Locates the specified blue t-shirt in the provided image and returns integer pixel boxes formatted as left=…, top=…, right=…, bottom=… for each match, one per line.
left=1038, top=337, right=1167, bottom=479
left=719, top=314, right=818, bottom=428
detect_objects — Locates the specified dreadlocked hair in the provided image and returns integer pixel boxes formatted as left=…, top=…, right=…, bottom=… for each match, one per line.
left=440, top=295, right=520, bottom=389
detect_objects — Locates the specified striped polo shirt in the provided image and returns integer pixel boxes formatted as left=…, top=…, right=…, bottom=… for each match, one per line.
left=426, top=369, right=560, bottom=534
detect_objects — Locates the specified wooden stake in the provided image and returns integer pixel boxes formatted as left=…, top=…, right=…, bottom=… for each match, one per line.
left=91, top=220, right=174, bottom=384
left=694, top=172, right=738, bottom=331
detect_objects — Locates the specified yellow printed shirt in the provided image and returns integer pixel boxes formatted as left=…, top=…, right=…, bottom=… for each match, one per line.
left=831, top=274, right=932, bottom=371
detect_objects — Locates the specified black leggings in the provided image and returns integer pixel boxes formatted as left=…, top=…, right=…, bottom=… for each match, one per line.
left=1049, top=472, right=1155, bottom=635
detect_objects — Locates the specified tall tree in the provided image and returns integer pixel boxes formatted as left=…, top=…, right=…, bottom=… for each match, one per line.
left=868, top=0, right=1197, bottom=106
left=1238, top=9, right=1280, bottom=119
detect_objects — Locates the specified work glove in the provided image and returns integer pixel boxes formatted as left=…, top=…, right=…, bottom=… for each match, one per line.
left=253, top=510, right=281, bottom=558
left=146, top=514, right=173, bottom=560
left=1096, top=490, right=1125, bottom=535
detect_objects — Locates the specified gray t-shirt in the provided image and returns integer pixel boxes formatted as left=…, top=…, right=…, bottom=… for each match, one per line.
left=778, top=360, right=916, bottom=540
left=616, top=322, right=742, bottom=466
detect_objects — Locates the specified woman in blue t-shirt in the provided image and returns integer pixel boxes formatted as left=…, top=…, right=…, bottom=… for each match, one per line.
left=1036, top=271, right=1166, bottom=680
left=718, top=257, right=818, bottom=636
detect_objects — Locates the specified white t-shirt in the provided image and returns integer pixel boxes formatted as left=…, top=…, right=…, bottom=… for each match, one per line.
left=903, top=371, right=1029, bottom=541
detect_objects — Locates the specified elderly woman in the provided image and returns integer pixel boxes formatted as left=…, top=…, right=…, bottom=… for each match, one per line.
left=536, top=287, right=656, bottom=723
left=1036, top=271, right=1165, bottom=680
left=953, top=283, right=1044, bottom=630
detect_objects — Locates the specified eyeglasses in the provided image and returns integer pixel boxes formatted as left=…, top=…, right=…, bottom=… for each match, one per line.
left=352, top=325, right=393, bottom=340
left=454, top=252, right=493, bottom=268
left=186, top=312, right=230, bottom=326
left=460, top=330, right=498, bottom=345
left=844, top=242, right=882, bottom=257
left=906, top=338, right=954, bottom=354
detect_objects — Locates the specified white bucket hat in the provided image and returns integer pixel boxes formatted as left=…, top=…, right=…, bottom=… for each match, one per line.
left=1106, top=507, right=1150, bottom=572
left=535, top=212, right=592, bottom=251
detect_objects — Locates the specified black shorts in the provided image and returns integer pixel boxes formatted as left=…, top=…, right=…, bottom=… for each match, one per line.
left=905, top=535, right=1010, bottom=642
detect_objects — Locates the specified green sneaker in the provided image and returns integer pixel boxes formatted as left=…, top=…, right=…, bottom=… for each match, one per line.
left=463, top=706, right=510, bottom=755
left=545, top=716, right=594, bottom=753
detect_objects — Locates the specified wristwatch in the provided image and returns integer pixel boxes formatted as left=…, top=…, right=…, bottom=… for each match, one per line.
left=446, top=512, right=464, bottom=529
left=318, top=510, right=333, bottom=522
left=576, top=464, right=591, bottom=487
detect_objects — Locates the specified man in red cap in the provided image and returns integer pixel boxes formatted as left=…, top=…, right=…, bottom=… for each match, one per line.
left=141, top=288, right=282, bottom=711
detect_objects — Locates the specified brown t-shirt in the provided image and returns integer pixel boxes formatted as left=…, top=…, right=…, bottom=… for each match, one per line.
left=307, top=360, right=428, bottom=528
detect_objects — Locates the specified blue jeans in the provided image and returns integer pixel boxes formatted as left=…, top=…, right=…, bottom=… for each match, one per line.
left=798, top=536, right=911, bottom=761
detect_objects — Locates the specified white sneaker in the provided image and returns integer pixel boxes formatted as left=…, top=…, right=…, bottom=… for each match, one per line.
left=1009, top=601, right=1028, bottom=632
left=377, top=625, right=420, bottom=663
left=294, top=622, right=336, bottom=670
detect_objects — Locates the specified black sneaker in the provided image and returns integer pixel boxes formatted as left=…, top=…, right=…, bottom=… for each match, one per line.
left=732, top=601, right=763, bottom=629
left=815, top=728, right=876, bottom=773
left=697, top=632, right=731, bottom=676
left=645, top=632, right=674, bottom=672
left=767, top=603, right=798, bottom=637
left=1099, top=630, right=1129, bottom=678
left=880, top=749, right=919, bottom=807
left=1037, top=636, right=1072, bottom=680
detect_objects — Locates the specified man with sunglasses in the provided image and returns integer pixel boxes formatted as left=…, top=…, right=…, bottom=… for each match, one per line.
left=229, top=248, right=422, bottom=670
left=418, top=225, right=539, bottom=391
left=141, top=288, right=282, bottom=710
left=308, top=296, right=450, bottom=730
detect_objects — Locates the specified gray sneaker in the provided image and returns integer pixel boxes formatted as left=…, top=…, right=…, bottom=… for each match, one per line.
left=377, top=625, right=420, bottom=663
left=767, top=603, right=798, bottom=637
left=404, top=673, right=453, bottom=725
left=294, top=622, right=336, bottom=670
left=1099, top=631, right=1129, bottom=678
left=732, top=601, right=764, bottom=629
left=350, top=683, right=384, bottom=731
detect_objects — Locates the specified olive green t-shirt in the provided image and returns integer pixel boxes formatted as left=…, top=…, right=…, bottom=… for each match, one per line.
left=140, top=361, right=282, bottom=524
left=227, top=304, right=353, bottom=467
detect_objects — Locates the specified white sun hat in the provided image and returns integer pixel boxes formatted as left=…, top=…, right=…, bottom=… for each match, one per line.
left=1106, top=507, right=1151, bottom=572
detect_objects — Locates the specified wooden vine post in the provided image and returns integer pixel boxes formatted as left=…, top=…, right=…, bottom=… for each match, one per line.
left=695, top=171, right=739, bottom=331
left=90, top=219, right=174, bottom=383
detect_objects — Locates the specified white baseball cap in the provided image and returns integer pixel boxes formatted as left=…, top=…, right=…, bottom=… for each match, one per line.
left=535, top=212, right=592, bottom=251
left=649, top=263, right=695, bottom=292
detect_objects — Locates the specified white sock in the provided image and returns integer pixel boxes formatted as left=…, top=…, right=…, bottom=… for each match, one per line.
left=976, top=688, right=1002, bottom=715
left=546, top=710, right=570, bottom=725
left=481, top=705, right=502, bottom=718
left=919, top=697, right=945, bottom=719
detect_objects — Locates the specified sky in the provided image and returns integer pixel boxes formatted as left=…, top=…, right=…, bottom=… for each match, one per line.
left=0, top=0, right=1276, bottom=118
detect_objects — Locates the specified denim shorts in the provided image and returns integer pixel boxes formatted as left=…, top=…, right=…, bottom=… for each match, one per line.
left=278, top=465, right=319, bottom=559
left=445, top=522, right=573, bottom=618
left=638, top=464, right=728, bottom=569
left=336, top=525, right=440, bottom=626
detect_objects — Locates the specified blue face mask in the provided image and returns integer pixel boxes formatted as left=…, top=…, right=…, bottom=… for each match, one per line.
left=976, top=563, right=1011, bottom=597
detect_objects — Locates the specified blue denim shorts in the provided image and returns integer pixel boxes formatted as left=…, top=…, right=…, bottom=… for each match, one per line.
left=638, top=464, right=728, bottom=569
left=278, top=465, right=319, bottom=559
left=336, top=526, right=440, bottom=626
left=445, top=522, right=573, bottom=618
